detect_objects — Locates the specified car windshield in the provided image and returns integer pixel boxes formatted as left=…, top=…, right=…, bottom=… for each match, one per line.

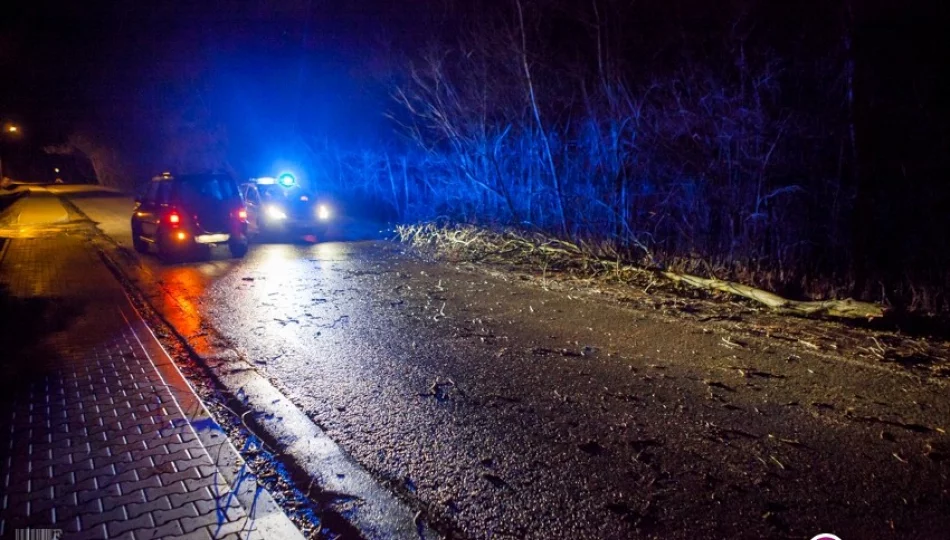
left=259, top=185, right=311, bottom=202
left=177, top=175, right=239, bottom=203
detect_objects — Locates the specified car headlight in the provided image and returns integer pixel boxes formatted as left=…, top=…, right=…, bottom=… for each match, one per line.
left=265, top=204, right=287, bottom=220
left=317, top=204, right=331, bottom=221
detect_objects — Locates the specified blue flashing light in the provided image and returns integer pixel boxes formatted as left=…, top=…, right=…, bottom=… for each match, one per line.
left=277, top=173, right=296, bottom=187
left=256, top=176, right=276, bottom=185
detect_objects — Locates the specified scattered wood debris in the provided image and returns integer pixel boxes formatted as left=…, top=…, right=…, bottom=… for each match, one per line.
left=396, top=222, right=886, bottom=321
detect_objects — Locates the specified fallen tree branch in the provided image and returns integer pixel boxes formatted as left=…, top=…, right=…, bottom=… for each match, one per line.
left=395, top=223, right=887, bottom=321
left=660, top=271, right=885, bottom=320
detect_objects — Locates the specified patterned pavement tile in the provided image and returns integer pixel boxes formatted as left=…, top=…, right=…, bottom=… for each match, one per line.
left=0, top=236, right=277, bottom=539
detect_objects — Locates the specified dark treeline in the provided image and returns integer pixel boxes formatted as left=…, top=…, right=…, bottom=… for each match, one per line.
left=335, top=0, right=946, bottom=313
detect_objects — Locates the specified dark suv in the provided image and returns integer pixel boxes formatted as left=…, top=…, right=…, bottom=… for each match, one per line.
left=131, top=172, right=249, bottom=260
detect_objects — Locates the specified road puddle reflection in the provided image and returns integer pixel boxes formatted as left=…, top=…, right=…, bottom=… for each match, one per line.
left=312, top=242, right=345, bottom=263
left=152, top=258, right=241, bottom=356
left=253, top=245, right=316, bottom=342
left=238, top=243, right=357, bottom=350
left=158, top=265, right=210, bottom=351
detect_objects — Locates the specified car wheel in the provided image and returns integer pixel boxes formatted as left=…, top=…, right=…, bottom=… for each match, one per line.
left=156, top=230, right=178, bottom=263
left=229, top=239, right=249, bottom=258
left=132, top=225, right=149, bottom=253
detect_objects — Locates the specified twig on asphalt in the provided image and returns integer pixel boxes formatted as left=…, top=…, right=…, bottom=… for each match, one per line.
left=216, top=401, right=277, bottom=455
left=769, top=455, right=786, bottom=470
left=767, top=434, right=807, bottom=449
left=720, top=336, right=744, bottom=349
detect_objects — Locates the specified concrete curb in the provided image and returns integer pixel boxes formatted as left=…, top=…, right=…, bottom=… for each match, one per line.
left=119, top=300, right=307, bottom=540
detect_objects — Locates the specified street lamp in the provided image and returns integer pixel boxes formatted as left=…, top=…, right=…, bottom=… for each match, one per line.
left=1, top=122, right=23, bottom=182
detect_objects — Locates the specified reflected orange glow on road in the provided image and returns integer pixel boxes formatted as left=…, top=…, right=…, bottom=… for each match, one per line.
left=155, top=264, right=216, bottom=355
left=131, top=243, right=349, bottom=361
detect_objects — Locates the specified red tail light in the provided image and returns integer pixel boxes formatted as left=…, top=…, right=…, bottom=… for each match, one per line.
left=168, top=211, right=181, bottom=225
left=237, top=208, right=248, bottom=221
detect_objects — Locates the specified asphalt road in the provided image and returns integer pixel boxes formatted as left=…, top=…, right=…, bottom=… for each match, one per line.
left=61, top=188, right=950, bottom=539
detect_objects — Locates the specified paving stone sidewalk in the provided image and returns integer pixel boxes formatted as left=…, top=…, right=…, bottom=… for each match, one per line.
left=0, top=234, right=292, bottom=539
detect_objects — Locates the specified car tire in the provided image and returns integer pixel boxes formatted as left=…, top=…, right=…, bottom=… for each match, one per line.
left=156, top=229, right=178, bottom=263
left=132, top=225, right=149, bottom=254
left=229, top=239, right=249, bottom=258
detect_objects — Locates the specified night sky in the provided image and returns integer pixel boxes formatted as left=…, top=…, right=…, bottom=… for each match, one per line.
left=3, top=0, right=945, bottom=153
left=1, top=0, right=457, bottom=160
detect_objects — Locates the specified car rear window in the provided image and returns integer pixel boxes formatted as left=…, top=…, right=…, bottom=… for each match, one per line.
left=176, top=175, right=240, bottom=202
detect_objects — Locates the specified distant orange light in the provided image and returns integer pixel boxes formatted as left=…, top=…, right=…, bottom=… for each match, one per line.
left=7, top=125, right=18, bottom=133
left=237, top=209, right=248, bottom=220
left=176, top=231, right=187, bottom=241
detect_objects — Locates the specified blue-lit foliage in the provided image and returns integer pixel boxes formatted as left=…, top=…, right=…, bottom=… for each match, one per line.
left=298, top=1, right=914, bottom=307
left=373, top=6, right=814, bottom=293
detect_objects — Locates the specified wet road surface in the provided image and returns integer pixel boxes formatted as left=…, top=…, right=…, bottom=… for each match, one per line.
left=63, top=190, right=950, bottom=539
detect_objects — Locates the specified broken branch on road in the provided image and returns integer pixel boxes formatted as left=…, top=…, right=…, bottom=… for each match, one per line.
left=396, top=222, right=887, bottom=321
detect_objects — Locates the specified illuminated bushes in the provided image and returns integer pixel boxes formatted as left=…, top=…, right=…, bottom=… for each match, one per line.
left=316, top=2, right=946, bottom=312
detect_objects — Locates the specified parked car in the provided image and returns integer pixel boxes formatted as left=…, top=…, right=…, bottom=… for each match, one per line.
left=239, top=176, right=334, bottom=241
left=131, top=172, right=249, bottom=261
